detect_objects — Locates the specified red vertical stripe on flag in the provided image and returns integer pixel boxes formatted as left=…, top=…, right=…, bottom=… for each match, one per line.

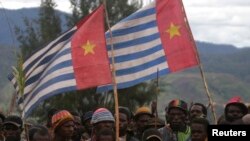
left=156, top=0, right=198, bottom=72
left=71, top=5, right=112, bottom=89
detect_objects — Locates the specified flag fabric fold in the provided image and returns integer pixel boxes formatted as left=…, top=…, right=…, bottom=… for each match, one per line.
left=97, top=0, right=198, bottom=92
left=9, top=5, right=112, bottom=118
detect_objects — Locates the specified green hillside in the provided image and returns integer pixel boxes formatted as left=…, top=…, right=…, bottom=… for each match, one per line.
left=156, top=46, right=250, bottom=119
left=157, top=72, right=250, bottom=116
left=0, top=45, right=17, bottom=87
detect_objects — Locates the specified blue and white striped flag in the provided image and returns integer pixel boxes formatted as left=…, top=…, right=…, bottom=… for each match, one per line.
left=8, top=29, right=76, bottom=116
left=8, top=5, right=111, bottom=118
left=97, top=0, right=198, bottom=92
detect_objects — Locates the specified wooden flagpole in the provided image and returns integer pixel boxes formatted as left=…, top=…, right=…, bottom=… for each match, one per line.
left=156, top=68, right=159, bottom=118
left=103, top=1, right=120, bottom=140
left=180, top=0, right=217, bottom=124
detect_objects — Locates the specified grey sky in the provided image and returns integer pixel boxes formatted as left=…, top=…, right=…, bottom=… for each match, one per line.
left=1, top=0, right=249, bottom=48
left=183, top=0, right=250, bottom=48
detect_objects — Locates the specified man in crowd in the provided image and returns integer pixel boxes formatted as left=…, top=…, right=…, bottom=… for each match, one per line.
left=89, top=108, right=115, bottom=141
left=242, top=114, right=250, bottom=124
left=189, top=103, right=207, bottom=120
left=159, top=99, right=191, bottom=141
left=28, top=125, right=51, bottom=141
left=70, top=111, right=85, bottom=141
left=118, top=106, right=139, bottom=141
left=51, top=110, right=75, bottom=141
left=133, top=106, right=154, bottom=140
left=46, top=108, right=58, bottom=138
left=2, top=115, right=23, bottom=141
left=95, top=128, right=115, bottom=141
left=190, top=118, right=209, bottom=141
left=224, top=96, right=248, bottom=124
left=81, top=111, right=93, bottom=140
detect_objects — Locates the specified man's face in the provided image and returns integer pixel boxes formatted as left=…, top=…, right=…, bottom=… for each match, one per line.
left=3, top=124, right=22, bottom=141
left=226, top=105, right=244, bottom=122
left=191, top=123, right=207, bottom=141
left=95, top=121, right=114, bottom=133
left=135, top=114, right=152, bottom=132
left=190, top=105, right=204, bottom=119
left=56, top=120, right=74, bottom=138
left=118, top=113, right=128, bottom=135
left=73, top=115, right=84, bottom=137
left=168, top=108, right=186, bottom=131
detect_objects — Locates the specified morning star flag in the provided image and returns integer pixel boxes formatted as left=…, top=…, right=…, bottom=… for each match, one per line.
left=97, top=0, right=198, bottom=92
left=9, top=5, right=112, bottom=118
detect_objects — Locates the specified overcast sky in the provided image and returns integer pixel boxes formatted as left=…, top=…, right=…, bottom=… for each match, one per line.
left=0, top=0, right=249, bottom=48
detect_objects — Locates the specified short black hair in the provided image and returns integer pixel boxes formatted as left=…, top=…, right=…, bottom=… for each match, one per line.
left=28, top=125, right=49, bottom=141
left=225, top=103, right=248, bottom=116
left=119, top=106, right=132, bottom=121
left=4, top=115, right=23, bottom=128
left=47, top=108, right=58, bottom=118
left=191, top=103, right=207, bottom=117
left=191, top=118, right=209, bottom=132
left=82, top=111, right=93, bottom=122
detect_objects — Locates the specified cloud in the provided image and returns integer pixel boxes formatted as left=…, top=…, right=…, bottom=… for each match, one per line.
left=183, top=0, right=250, bottom=7
left=0, top=0, right=72, bottom=13
left=183, top=0, right=250, bottom=47
left=1, top=0, right=39, bottom=8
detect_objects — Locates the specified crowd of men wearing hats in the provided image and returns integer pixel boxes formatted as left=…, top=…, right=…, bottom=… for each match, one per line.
left=0, top=97, right=250, bottom=141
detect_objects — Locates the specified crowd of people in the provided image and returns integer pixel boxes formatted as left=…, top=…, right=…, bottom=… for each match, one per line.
left=0, top=97, right=249, bottom=141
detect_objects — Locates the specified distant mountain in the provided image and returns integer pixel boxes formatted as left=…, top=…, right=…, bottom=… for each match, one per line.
left=157, top=46, right=250, bottom=117
left=0, top=8, right=69, bottom=46
left=196, top=41, right=239, bottom=55
left=0, top=8, right=69, bottom=110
